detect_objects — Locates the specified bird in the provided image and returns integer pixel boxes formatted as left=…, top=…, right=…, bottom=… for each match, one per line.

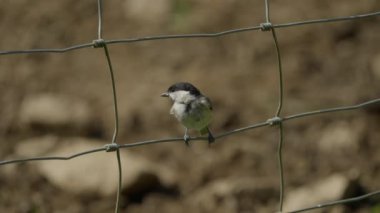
left=161, top=82, right=215, bottom=146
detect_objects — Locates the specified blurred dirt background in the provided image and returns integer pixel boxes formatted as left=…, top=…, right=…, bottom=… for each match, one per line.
left=1, top=0, right=380, bottom=212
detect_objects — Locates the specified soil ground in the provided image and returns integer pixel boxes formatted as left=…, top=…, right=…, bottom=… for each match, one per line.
left=0, top=0, right=380, bottom=212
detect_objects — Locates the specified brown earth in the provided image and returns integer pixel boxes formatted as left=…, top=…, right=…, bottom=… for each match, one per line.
left=1, top=0, right=380, bottom=212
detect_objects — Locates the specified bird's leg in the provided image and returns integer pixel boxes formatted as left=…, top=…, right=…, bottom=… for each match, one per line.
left=207, top=127, right=215, bottom=146
left=183, top=128, right=190, bottom=147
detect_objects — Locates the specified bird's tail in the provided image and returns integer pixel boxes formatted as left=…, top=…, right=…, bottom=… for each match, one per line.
left=200, top=127, right=215, bottom=144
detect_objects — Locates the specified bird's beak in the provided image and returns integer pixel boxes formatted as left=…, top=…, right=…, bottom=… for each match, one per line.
left=161, top=92, right=169, bottom=97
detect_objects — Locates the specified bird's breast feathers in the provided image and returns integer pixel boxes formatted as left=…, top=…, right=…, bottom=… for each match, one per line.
left=170, top=98, right=212, bottom=130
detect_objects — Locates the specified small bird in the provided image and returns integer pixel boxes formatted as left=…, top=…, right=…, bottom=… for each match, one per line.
left=161, top=82, right=215, bottom=146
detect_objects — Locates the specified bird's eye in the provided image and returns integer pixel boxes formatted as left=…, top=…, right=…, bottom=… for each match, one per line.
left=168, top=86, right=175, bottom=92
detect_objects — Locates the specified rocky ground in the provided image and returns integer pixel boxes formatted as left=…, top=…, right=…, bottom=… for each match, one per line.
left=1, top=0, right=380, bottom=212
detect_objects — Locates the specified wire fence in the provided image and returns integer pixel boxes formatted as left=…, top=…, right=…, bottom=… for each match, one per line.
left=1, top=0, right=380, bottom=212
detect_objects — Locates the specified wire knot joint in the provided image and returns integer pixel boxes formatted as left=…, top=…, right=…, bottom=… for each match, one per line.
left=104, top=143, right=119, bottom=152
left=267, top=116, right=282, bottom=126
left=93, top=39, right=106, bottom=48
left=260, top=22, right=273, bottom=31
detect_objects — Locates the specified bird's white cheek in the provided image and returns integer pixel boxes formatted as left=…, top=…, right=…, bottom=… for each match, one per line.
left=169, top=91, right=192, bottom=102
left=171, top=103, right=187, bottom=119
left=169, top=93, right=176, bottom=101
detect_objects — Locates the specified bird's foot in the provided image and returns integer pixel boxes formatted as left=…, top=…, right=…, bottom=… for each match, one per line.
left=183, top=134, right=191, bottom=147
left=207, top=133, right=215, bottom=146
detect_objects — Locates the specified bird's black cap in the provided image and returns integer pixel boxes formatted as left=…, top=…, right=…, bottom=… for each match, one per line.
left=166, top=82, right=201, bottom=96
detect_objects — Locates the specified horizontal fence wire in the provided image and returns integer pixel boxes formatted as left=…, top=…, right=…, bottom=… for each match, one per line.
left=1, top=11, right=380, bottom=55
left=0, top=0, right=380, bottom=212
left=1, top=98, right=380, bottom=166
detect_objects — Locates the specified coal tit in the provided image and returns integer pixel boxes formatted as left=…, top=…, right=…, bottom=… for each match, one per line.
left=161, top=82, right=215, bottom=146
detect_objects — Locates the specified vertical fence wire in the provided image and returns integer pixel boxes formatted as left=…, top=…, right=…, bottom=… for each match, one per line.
left=277, top=123, right=285, bottom=212
left=102, top=45, right=120, bottom=145
left=263, top=0, right=285, bottom=211
left=0, top=1, right=379, bottom=212
left=96, top=1, right=122, bottom=212
left=97, top=0, right=103, bottom=39
left=115, top=149, right=122, bottom=213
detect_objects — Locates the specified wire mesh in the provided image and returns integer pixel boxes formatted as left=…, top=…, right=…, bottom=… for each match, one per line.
left=0, top=0, right=380, bottom=212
